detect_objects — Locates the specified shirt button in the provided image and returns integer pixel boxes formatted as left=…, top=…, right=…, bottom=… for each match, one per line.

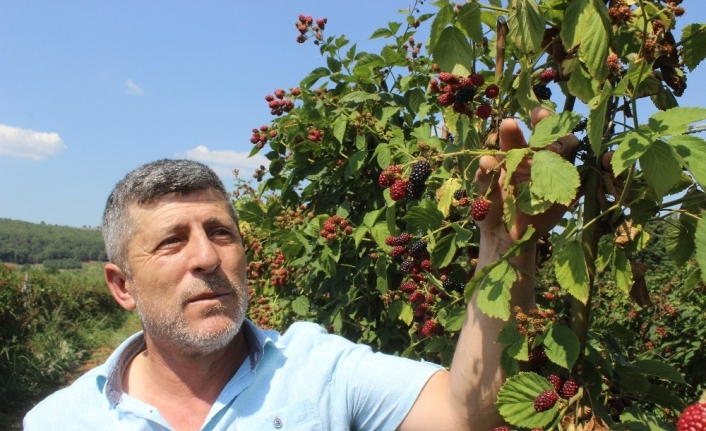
left=273, top=417, right=283, bottom=428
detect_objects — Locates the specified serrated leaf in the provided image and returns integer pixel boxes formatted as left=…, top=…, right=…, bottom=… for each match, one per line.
left=544, top=323, right=580, bottom=370
left=369, top=27, right=393, bottom=39
left=530, top=151, right=580, bottom=205
left=567, top=60, right=601, bottom=103
left=639, top=140, right=682, bottom=198
left=291, top=295, right=310, bottom=316
left=388, top=300, right=413, bottom=325
left=516, top=66, right=540, bottom=112
left=668, top=135, right=706, bottom=187
left=529, top=111, right=583, bottom=148
left=665, top=214, right=697, bottom=266
left=611, top=131, right=652, bottom=176
left=477, top=260, right=516, bottom=320
left=300, top=67, right=331, bottom=89
left=363, top=208, right=385, bottom=228
left=345, top=150, right=368, bottom=179
left=503, top=148, right=530, bottom=189
left=431, top=234, right=457, bottom=269
left=575, top=0, right=610, bottom=80
left=643, top=384, right=686, bottom=411
left=649, top=107, right=706, bottom=136
left=237, top=201, right=265, bottom=224
left=554, top=240, right=590, bottom=303
left=427, top=3, right=455, bottom=54
left=496, top=372, right=556, bottom=428
left=404, top=88, right=425, bottom=115
left=437, top=178, right=460, bottom=218
left=630, top=360, right=687, bottom=384
left=430, top=26, right=473, bottom=73
left=370, top=222, right=393, bottom=249
left=695, top=213, right=706, bottom=285
left=507, top=0, right=544, bottom=54
left=332, top=120, right=347, bottom=144
left=587, top=82, right=613, bottom=155
left=439, top=305, right=466, bottom=332
left=340, top=91, right=381, bottom=103
left=326, top=56, right=342, bottom=73
left=682, top=24, right=706, bottom=71
left=457, top=2, right=483, bottom=43
left=561, top=0, right=592, bottom=50
left=402, top=200, right=444, bottom=233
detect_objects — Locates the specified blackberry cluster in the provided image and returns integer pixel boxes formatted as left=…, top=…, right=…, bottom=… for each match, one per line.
left=407, top=160, right=432, bottom=201
left=533, top=84, right=552, bottom=101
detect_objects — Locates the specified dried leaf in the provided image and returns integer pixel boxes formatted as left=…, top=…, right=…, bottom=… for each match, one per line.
left=602, top=171, right=623, bottom=199
left=615, top=220, right=639, bottom=248
left=630, top=261, right=653, bottom=308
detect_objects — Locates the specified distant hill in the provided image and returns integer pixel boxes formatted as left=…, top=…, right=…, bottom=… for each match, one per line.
left=0, top=218, right=107, bottom=264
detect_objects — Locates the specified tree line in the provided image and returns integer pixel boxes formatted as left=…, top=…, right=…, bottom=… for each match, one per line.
left=0, top=218, right=107, bottom=264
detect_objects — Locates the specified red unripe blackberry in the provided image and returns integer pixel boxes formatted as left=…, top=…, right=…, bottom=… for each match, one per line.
left=420, top=319, right=437, bottom=337
left=265, top=94, right=275, bottom=102
left=290, top=87, right=301, bottom=96
left=296, top=35, right=306, bottom=44
left=678, top=402, right=706, bottom=431
left=385, top=236, right=396, bottom=246
left=297, top=23, right=308, bottom=34
left=561, top=380, right=579, bottom=399
left=390, top=246, right=407, bottom=259
left=268, top=100, right=280, bottom=109
left=437, top=92, right=456, bottom=107
left=547, top=374, right=563, bottom=393
left=485, top=84, right=499, bottom=98
left=400, top=281, right=418, bottom=293
left=316, top=17, right=327, bottom=29
left=470, top=73, right=485, bottom=86
left=475, top=103, right=492, bottom=120
left=471, top=197, right=490, bottom=221
left=400, top=258, right=416, bottom=274
left=250, top=135, right=260, bottom=144
left=396, top=232, right=412, bottom=245
left=492, top=427, right=511, bottom=431
left=437, top=72, right=456, bottom=83
left=539, top=68, right=557, bottom=82
left=274, top=89, right=285, bottom=99
left=413, top=303, right=428, bottom=317
left=421, top=259, right=432, bottom=271
left=534, top=390, right=559, bottom=412
left=390, top=179, right=408, bottom=201
left=529, top=345, right=548, bottom=364
left=409, top=290, right=425, bottom=303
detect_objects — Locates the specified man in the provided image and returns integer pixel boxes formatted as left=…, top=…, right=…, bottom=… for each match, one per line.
left=24, top=108, right=578, bottom=430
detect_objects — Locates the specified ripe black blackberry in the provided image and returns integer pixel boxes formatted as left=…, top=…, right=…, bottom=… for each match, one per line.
left=533, top=84, right=552, bottom=100
left=453, top=189, right=467, bottom=200
left=410, top=239, right=427, bottom=256
left=454, top=85, right=476, bottom=104
left=406, top=181, right=425, bottom=201
left=400, top=258, right=416, bottom=274
left=409, top=160, right=432, bottom=185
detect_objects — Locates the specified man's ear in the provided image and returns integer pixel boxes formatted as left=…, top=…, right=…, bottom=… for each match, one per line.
left=104, top=263, right=137, bottom=311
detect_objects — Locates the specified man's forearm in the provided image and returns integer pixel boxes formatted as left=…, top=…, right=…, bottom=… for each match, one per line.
left=447, top=233, right=537, bottom=429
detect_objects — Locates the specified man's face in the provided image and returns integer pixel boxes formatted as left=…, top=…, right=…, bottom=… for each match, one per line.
left=124, top=188, right=248, bottom=356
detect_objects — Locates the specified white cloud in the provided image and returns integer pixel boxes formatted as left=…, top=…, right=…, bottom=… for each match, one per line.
left=0, top=124, right=66, bottom=160
left=125, top=79, right=144, bottom=95
left=177, top=145, right=269, bottom=183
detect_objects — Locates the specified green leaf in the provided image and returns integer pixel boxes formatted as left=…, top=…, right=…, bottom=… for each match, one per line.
left=345, top=150, right=368, bottom=179
left=612, top=248, right=632, bottom=293
left=587, top=82, right=613, bottom=155
left=507, top=0, right=544, bottom=55
left=427, top=2, right=455, bottom=54
left=649, top=107, right=706, bottom=137
left=695, top=213, right=706, bottom=285
left=300, top=67, right=330, bottom=89
left=326, top=56, right=342, bottom=73
left=363, top=208, right=385, bottom=228
left=515, top=65, right=540, bottom=112
left=477, top=260, right=516, bottom=320
left=431, top=234, right=457, bottom=269
left=639, top=140, right=683, bottom=199
left=665, top=214, right=697, bottom=266
left=503, top=149, right=530, bottom=189
left=457, top=2, right=483, bottom=43
left=631, top=360, right=687, bottom=384
left=643, top=384, right=686, bottom=411
left=544, top=323, right=580, bottom=370
left=567, top=60, right=601, bottom=103
left=561, top=0, right=592, bottom=50
left=340, top=91, right=381, bottom=104
left=404, top=88, right=425, bottom=116
left=517, top=180, right=553, bottom=217
left=369, top=27, right=393, bottom=39
left=575, top=0, right=610, bottom=80
left=682, top=24, right=706, bottom=71
left=388, top=300, right=413, bottom=325
left=429, top=26, right=473, bottom=73
left=530, top=151, right=580, bottom=205
left=668, top=135, right=706, bottom=187
left=291, top=295, right=310, bottom=316
left=553, top=240, right=590, bottom=303
left=332, top=120, right=347, bottom=144
left=438, top=305, right=466, bottom=332
left=611, top=131, right=652, bottom=176
left=529, top=111, right=583, bottom=149
left=402, top=200, right=444, bottom=233
left=496, top=372, right=557, bottom=428
left=237, top=201, right=265, bottom=224
left=370, top=222, right=393, bottom=249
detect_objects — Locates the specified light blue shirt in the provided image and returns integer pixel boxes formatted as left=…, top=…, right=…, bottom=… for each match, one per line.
left=24, top=320, right=443, bottom=430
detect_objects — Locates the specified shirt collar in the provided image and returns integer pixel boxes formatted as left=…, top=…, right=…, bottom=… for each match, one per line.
left=102, top=319, right=281, bottom=406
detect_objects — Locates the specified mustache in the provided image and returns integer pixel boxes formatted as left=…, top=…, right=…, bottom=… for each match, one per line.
left=179, top=274, right=240, bottom=306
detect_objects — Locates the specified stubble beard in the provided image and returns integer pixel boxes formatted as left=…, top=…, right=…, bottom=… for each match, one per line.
left=132, top=273, right=249, bottom=356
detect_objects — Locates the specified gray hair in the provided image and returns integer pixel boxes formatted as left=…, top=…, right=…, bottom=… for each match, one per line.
left=102, top=159, right=239, bottom=273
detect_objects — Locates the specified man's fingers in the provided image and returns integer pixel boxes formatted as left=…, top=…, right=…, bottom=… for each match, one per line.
left=498, top=118, right=526, bottom=151
left=546, top=134, right=580, bottom=159
left=530, top=107, right=551, bottom=129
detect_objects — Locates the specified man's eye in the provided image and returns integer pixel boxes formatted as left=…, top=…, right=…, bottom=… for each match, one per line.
left=159, top=236, right=183, bottom=248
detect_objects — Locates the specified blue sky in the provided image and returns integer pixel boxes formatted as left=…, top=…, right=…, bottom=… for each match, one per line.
left=1, top=2, right=705, bottom=228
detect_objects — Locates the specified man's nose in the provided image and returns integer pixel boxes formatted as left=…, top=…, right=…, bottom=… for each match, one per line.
left=189, top=232, right=221, bottom=274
